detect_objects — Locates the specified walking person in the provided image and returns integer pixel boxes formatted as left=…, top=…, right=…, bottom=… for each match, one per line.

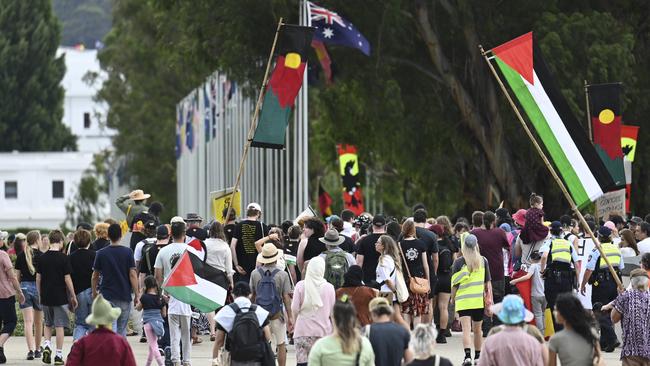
left=250, top=243, right=293, bottom=366
left=356, top=215, right=388, bottom=285
left=69, top=229, right=96, bottom=341
left=92, top=223, right=111, bottom=251
left=66, top=295, right=137, bottom=366
left=548, top=293, right=602, bottom=366
left=291, top=257, right=336, bottom=366
left=451, top=234, right=492, bottom=366
left=318, top=229, right=356, bottom=289
left=0, top=236, right=25, bottom=363
left=15, top=230, right=44, bottom=360
left=296, top=217, right=326, bottom=272
left=154, top=220, right=193, bottom=366
left=92, top=224, right=139, bottom=337
left=432, top=217, right=456, bottom=343
left=231, top=203, right=269, bottom=284
left=36, top=230, right=78, bottom=365
left=204, top=221, right=234, bottom=340
left=398, top=219, right=430, bottom=328
left=308, top=298, right=375, bottom=365
left=375, top=235, right=409, bottom=329
left=412, top=209, right=438, bottom=325
left=619, top=228, right=640, bottom=257
left=336, top=265, right=378, bottom=326
left=137, top=276, right=166, bottom=366
left=510, top=251, right=546, bottom=333
left=364, top=297, right=412, bottom=366
left=405, top=324, right=452, bottom=366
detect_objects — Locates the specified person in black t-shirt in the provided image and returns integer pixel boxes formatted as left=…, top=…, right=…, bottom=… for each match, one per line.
left=221, top=207, right=237, bottom=244
left=15, top=230, right=44, bottom=360
left=399, top=220, right=430, bottom=327
left=230, top=203, right=269, bottom=284
left=284, top=225, right=302, bottom=283
left=69, top=229, right=96, bottom=341
left=356, top=215, right=387, bottom=285
left=329, top=216, right=356, bottom=254
left=297, top=217, right=326, bottom=272
left=91, top=223, right=111, bottom=252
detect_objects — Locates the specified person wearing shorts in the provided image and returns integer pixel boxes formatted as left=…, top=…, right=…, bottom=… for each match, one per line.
left=451, top=234, right=492, bottom=366
left=36, top=230, right=78, bottom=365
left=0, top=247, right=25, bottom=363
left=15, top=230, right=44, bottom=360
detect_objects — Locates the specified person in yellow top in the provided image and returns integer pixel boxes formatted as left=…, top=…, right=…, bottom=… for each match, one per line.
left=580, top=226, right=623, bottom=353
left=451, top=234, right=492, bottom=366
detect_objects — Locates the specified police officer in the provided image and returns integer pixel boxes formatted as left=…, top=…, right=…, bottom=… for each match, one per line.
left=540, top=221, right=580, bottom=322
left=580, top=226, right=623, bottom=352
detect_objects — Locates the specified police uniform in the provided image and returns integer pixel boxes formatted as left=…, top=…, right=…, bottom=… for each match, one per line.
left=540, top=236, right=579, bottom=310
left=585, top=242, right=623, bottom=349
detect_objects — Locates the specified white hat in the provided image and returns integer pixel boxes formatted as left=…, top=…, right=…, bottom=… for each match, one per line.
left=170, top=216, right=185, bottom=224
left=247, top=202, right=262, bottom=212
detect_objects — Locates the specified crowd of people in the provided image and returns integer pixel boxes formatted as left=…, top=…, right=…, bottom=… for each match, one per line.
left=0, top=189, right=649, bottom=365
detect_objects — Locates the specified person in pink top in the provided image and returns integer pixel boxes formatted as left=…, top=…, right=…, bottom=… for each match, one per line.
left=478, top=295, right=547, bottom=366
left=291, top=256, right=335, bottom=366
left=0, top=248, right=25, bottom=363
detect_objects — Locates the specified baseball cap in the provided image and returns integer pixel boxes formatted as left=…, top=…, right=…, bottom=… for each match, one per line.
left=247, top=202, right=262, bottom=212
left=550, top=221, right=562, bottom=230
left=170, top=216, right=185, bottom=224
left=156, top=225, right=170, bottom=239
left=598, top=226, right=612, bottom=237
left=144, top=220, right=156, bottom=230
left=368, top=296, right=392, bottom=312
left=372, top=215, right=386, bottom=226
left=464, top=234, right=478, bottom=248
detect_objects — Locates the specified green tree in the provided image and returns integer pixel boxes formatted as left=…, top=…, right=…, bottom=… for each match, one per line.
left=99, top=0, right=650, bottom=218
left=0, top=0, right=76, bottom=151
left=52, top=0, right=112, bottom=47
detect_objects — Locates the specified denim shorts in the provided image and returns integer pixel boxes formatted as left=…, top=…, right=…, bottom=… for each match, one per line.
left=19, top=281, right=41, bottom=311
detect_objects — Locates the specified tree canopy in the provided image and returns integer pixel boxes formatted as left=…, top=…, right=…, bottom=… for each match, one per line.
left=52, top=0, right=112, bottom=47
left=0, top=0, right=76, bottom=151
left=98, top=0, right=650, bottom=218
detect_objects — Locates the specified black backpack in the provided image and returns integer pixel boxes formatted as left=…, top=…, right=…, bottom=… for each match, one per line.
left=438, top=245, right=453, bottom=274
left=228, top=303, right=265, bottom=362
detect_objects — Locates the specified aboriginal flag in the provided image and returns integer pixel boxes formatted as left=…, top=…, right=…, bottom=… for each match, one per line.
left=588, top=83, right=625, bottom=187
left=252, top=24, right=314, bottom=149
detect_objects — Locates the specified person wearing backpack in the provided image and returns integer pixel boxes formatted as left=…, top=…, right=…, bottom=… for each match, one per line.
left=213, top=282, right=272, bottom=366
left=318, top=229, right=355, bottom=289
left=250, top=244, right=293, bottom=366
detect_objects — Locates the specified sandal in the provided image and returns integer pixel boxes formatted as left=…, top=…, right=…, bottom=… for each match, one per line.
left=210, top=334, right=216, bottom=341
left=192, top=337, right=203, bottom=345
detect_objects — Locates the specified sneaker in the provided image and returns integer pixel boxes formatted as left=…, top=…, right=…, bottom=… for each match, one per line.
left=0, top=347, right=6, bottom=364
left=42, top=346, right=52, bottom=364
left=444, top=329, right=452, bottom=337
left=34, top=348, right=42, bottom=359
left=27, top=350, right=34, bottom=360
left=54, top=355, right=64, bottom=365
left=435, top=333, right=447, bottom=344
left=462, top=357, right=472, bottom=366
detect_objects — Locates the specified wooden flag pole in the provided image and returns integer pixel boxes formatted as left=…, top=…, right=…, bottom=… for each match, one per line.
left=224, top=18, right=284, bottom=221
left=479, top=45, right=623, bottom=290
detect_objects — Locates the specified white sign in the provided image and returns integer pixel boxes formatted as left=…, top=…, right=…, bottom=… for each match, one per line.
left=596, top=188, right=626, bottom=221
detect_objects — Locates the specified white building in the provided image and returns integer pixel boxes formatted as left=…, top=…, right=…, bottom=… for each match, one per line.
left=0, top=47, right=114, bottom=229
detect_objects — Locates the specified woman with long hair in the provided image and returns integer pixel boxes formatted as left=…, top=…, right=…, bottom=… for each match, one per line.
left=375, top=235, right=410, bottom=329
left=406, top=324, right=453, bottom=366
left=297, top=218, right=326, bottom=273
left=291, top=257, right=336, bottom=366
left=548, top=293, right=601, bottom=366
left=204, top=221, right=234, bottom=341
left=619, top=228, right=639, bottom=257
left=398, top=220, right=430, bottom=328
left=432, top=216, right=457, bottom=343
left=451, top=234, right=492, bottom=366
left=15, top=231, right=44, bottom=360
left=308, top=299, right=374, bottom=365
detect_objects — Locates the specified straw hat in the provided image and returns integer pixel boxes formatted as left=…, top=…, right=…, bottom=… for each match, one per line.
left=85, top=295, right=122, bottom=326
left=318, top=229, right=345, bottom=246
left=129, top=189, right=151, bottom=201
left=257, top=243, right=280, bottom=264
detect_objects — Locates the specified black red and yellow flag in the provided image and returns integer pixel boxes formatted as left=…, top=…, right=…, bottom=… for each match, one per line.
left=337, top=144, right=364, bottom=215
left=588, top=83, right=625, bottom=187
left=252, top=24, right=314, bottom=149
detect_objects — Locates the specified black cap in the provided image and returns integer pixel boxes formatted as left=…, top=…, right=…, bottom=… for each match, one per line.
left=598, top=226, right=612, bottom=237
left=76, top=222, right=93, bottom=231
left=372, top=215, right=386, bottom=226
left=550, top=221, right=562, bottom=230
left=156, top=225, right=169, bottom=239
left=145, top=220, right=156, bottom=230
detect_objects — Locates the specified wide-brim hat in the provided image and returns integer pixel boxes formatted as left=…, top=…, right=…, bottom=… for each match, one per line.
left=185, top=213, right=204, bottom=222
left=318, top=229, right=345, bottom=246
left=129, top=189, right=151, bottom=201
left=85, top=295, right=122, bottom=326
left=257, top=243, right=280, bottom=264
left=490, top=295, right=534, bottom=325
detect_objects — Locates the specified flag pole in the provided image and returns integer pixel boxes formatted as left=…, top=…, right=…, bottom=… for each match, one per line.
left=584, top=80, right=601, bottom=221
left=225, top=18, right=284, bottom=220
left=479, top=45, right=623, bottom=290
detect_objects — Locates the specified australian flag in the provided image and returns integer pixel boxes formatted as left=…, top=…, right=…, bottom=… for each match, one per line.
left=307, top=2, right=370, bottom=56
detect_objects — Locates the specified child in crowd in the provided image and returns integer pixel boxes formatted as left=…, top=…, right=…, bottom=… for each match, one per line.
left=510, top=251, right=546, bottom=334
left=137, top=276, right=166, bottom=366
left=520, top=193, right=549, bottom=244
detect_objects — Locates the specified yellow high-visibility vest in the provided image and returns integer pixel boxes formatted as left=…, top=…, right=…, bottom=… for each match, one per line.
left=599, top=243, right=621, bottom=269
left=550, top=238, right=572, bottom=264
left=452, top=263, right=485, bottom=311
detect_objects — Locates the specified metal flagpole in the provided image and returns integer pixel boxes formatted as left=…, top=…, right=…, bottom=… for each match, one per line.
left=225, top=18, right=284, bottom=220
left=479, top=45, right=623, bottom=290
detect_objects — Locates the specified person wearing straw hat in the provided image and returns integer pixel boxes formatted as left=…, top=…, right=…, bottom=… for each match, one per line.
left=250, top=243, right=293, bottom=366
left=478, top=295, right=547, bottom=366
left=66, top=295, right=136, bottom=366
left=115, top=189, right=151, bottom=230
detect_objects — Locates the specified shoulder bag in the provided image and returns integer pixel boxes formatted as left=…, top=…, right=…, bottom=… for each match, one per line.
left=398, top=242, right=430, bottom=295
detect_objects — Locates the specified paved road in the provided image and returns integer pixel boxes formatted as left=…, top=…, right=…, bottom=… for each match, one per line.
left=0, top=331, right=623, bottom=365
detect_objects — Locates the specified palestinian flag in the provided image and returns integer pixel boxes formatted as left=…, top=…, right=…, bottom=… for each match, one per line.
left=318, top=183, right=333, bottom=217
left=588, top=83, right=625, bottom=187
left=252, top=24, right=314, bottom=149
left=490, top=32, right=615, bottom=208
left=162, top=239, right=228, bottom=312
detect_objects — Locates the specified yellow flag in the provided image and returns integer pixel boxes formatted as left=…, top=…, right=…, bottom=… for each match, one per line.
left=211, top=188, right=241, bottom=223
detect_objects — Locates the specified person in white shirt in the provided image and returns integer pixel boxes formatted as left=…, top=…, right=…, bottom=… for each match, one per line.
left=154, top=220, right=192, bottom=366
left=636, top=222, right=650, bottom=255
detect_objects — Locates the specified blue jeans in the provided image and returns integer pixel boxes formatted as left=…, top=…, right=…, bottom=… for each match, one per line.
left=73, top=289, right=94, bottom=341
left=109, top=299, right=132, bottom=337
